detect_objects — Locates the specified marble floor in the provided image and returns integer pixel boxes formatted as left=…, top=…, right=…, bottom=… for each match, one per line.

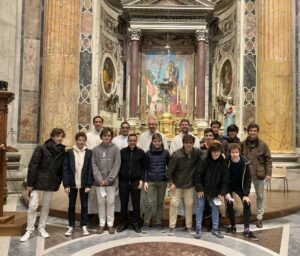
left=1, top=194, right=300, bottom=256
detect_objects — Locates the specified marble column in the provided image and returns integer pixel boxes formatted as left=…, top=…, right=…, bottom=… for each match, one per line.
left=195, top=29, right=207, bottom=119
left=129, top=28, right=141, bottom=118
left=40, top=0, right=80, bottom=146
left=257, top=0, right=293, bottom=153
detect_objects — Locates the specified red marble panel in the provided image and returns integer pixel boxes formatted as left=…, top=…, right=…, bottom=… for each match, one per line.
left=24, top=0, right=41, bottom=39
left=81, top=11, right=93, bottom=35
left=78, top=103, right=91, bottom=125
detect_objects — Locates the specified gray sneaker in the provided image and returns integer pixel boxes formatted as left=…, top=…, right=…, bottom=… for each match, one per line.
left=212, top=229, right=224, bottom=238
left=186, top=228, right=195, bottom=235
left=194, top=230, right=201, bottom=239
left=168, top=228, right=175, bottom=236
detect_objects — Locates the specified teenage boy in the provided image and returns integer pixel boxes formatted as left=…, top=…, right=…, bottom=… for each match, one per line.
left=63, top=132, right=93, bottom=236
left=117, top=134, right=146, bottom=233
left=167, top=135, right=202, bottom=236
left=225, top=143, right=258, bottom=240
left=194, top=142, right=229, bottom=239
left=20, top=128, right=66, bottom=242
left=241, top=123, right=272, bottom=228
left=92, top=128, right=121, bottom=234
left=222, top=124, right=241, bottom=155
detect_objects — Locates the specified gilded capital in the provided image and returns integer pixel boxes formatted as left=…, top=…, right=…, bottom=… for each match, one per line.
left=195, top=29, right=208, bottom=42
left=129, top=28, right=141, bottom=41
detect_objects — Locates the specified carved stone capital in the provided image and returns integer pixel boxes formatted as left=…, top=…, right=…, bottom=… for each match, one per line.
left=129, top=28, right=141, bottom=41
left=195, top=29, right=208, bottom=42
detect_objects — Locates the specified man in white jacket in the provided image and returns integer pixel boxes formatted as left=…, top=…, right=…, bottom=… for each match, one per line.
left=112, top=121, right=130, bottom=149
left=139, top=117, right=168, bottom=152
left=169, top=119, right=200, bottom=155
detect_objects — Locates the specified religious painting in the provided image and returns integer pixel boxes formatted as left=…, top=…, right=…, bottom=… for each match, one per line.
left=142, top=50, right=194, bottom=117
left=220, top=59, right=233, bottom=96
left=101, top=57, right=115, bottom=94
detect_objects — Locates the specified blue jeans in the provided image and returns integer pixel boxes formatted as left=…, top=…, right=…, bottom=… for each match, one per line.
left=196, top=196, right=220, bottom=231
left=68, top=188, right=89, bottom=227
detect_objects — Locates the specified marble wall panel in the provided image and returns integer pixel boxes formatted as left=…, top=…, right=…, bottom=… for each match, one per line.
left=22, top=39, right=41, bottom=91
left=23, top=0, right=41, bottom=39
left=243, top=104, right=256, bottom=126
left=79, top=51, right=92, bottom=88
left=81, top=11, right=93, bottom=35
left=18, top=90, right=39, bottom=143
left=296, top=0, right=300, bottom=147
left=78, top=103, right=91, bottom=127
left=243, top=55, right=256, bottom=90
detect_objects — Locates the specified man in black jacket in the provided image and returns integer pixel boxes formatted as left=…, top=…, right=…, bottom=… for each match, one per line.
left=225, top=143, right=258, bottom=240
left=117, top=133, right=147, bottom=233
left=63, top=132, right=93, bottom=236
left=20, top=128, right=66, bottom=242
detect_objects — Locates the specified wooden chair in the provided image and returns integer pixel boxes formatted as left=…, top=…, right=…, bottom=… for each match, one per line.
left=266, top=165, right=288, bottom=192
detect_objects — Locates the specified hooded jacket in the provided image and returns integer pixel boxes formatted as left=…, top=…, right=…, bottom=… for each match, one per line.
left=27, top=139, right=66, bottom=191
left=241, top=137, right=272, bottom=179
left=92, top=142, right=121, bottom=186
left=167, top=147, right=202, bottom=188
left=194, top=152, right=229, bottom=198
left=62, top=145, right=93, bottom=189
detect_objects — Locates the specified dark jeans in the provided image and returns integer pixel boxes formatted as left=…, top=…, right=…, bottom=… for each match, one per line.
left=68, top=188, right=89, bottom=227
left=226, top=190, right=251, bottom=229
left=119, top=180, right=141, bottom=225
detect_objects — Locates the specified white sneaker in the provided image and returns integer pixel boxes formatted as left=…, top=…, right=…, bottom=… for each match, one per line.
left=39, top=228, right=50, bottom=238
left=20, top=231, right=34, bottom=242
left=82, top=226, right=90, bottom=236
left=65, top=227, right=73, bottom=236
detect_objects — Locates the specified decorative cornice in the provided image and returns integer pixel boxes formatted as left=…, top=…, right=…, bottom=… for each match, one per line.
left=128, top=28, right=141, bottom=41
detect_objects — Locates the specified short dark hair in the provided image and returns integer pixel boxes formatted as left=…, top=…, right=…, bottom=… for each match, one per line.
left=179, top=119, right=190, bottom=126
left=152, top=132, right=162, bottom=142
left=128, top=133, right=137, bottom=140
left=93, top=115, right=103, bottom=123
left=228, top=143, right=241, bottom=153
left=75, top=132, right=87, bottom=141
left=208, top=141, right=222, bottom=152
left=121, top=121, right=130, bottom=128
left=182, top=134, right=195, bottom=144
left=227, top=124, right=239, bottom=133
left=210, top=120, right=221, bottom=128
left=50, top=128, right=65, bottom=138
left=247, top=123, right=259, bottom=133
left=204, top=128, right=213, bottom=135
left=100, top=127, right=113, bottom=139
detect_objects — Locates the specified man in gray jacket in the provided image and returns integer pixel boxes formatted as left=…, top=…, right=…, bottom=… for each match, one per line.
left=92, top=128, right=121, bottom=234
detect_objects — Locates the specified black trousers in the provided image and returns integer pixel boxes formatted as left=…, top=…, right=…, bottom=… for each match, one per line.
left=226, top=190, right=251, bottom=229
left=119, top=180, right=141, bottom=225
left=68, top=188, right=89, bottom=227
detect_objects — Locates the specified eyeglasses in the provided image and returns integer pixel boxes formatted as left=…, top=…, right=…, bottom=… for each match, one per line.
left=121, top=127, right=130, bottom=129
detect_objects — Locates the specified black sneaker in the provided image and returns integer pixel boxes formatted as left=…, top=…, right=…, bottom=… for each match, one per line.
left=243, top=230, right=258, bottom=241
left=133, top=224, right=141, bottom=233
left=142, top=224, right=149, bottom=234
left=225, top=226, right=236, bottom=234
left=212, top=229, right=224, bottom=238
left=256, top=219, right=263, bottom=228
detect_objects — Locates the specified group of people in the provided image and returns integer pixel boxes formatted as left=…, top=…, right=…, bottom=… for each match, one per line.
left=20, top=115, right=272, bottom=243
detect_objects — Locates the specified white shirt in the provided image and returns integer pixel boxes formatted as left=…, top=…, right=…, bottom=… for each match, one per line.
left=112, top=135, right=128, bottom=150
left=86, top=128, right=102, bottom=149
left=73, top=145, right=86, bottom=188
left=169, top=132, right=200, bottom=155
left=138, top=130, right=169, bottom=152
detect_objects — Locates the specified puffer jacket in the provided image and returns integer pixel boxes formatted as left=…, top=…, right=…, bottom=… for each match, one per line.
left=145, top=144, right=170, bottom=182
left=194, top=153, right=229, bottom=198
left=241, top=138, right=272, bottom=179
left=27, top=139, right=66, bottom=191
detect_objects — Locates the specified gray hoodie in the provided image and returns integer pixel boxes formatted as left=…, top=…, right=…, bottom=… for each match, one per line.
left=92, top=142, right=121, bottom=186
